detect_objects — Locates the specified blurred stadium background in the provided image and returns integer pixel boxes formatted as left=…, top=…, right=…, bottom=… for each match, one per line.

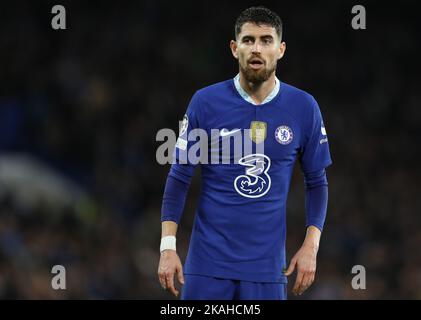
left=0, top=0, right=420, bottom=299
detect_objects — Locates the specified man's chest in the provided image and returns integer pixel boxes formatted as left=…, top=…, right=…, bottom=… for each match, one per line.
left=204, top=107, right=302, bottom=162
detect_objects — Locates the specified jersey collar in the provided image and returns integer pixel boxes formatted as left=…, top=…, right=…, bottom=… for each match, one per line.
left=234, top=73, right=280, bottom=105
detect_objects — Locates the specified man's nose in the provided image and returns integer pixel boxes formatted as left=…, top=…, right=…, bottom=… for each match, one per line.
left=252, top=41, right=262, bottom=53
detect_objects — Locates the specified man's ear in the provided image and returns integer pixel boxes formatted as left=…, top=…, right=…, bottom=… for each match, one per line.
left=278, top=41, right=286, bottom=60
left=230, top=40, right=238, bottom=59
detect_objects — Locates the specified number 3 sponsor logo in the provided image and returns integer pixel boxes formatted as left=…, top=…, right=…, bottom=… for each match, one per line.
left=234, top=154, right=271, bottom=198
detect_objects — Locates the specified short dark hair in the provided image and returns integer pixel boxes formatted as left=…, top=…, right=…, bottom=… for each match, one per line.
left=235, top=6, right=283, bottom=40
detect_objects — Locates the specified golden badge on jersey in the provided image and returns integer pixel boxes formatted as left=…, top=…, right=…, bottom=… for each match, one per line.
left=250, top=121, right=267, bottom=144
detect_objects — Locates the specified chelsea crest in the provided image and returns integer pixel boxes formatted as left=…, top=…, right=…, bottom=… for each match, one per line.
left=275, top=125, right=293, bottom=145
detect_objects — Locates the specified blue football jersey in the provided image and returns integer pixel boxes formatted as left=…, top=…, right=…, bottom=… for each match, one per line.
left=170, top=79, right=332, bottom=283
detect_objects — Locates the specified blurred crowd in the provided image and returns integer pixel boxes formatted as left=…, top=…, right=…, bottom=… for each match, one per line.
left=0, top=1, right=420, bottom=299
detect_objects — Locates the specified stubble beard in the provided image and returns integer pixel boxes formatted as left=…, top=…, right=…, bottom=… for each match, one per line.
left=240, top=61, right=277, bottom=84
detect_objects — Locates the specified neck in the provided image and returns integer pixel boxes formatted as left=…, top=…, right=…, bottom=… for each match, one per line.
left=238, top=71, right=277, bottom=105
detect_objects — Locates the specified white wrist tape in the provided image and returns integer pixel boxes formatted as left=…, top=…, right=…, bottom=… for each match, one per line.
left=160, top=236, right=176, bottom=252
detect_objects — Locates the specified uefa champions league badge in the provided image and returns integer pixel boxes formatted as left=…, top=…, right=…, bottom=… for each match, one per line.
left=275, top=125, right=293, bottom=145
left=179, top=114, right=189, bottom=137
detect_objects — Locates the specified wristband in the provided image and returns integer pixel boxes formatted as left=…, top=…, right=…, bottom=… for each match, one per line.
left=160, top=235, right=176, bottom=252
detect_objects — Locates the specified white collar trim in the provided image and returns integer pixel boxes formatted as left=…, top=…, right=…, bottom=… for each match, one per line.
left=234, top=73, right=280, bottom=105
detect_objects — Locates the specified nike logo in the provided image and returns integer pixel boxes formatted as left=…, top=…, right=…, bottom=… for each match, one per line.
left=220, top=128, right=241, bottom=137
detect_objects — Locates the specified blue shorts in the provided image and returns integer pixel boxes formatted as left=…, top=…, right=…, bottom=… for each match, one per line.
left=181, top=274, right=287, bottom=300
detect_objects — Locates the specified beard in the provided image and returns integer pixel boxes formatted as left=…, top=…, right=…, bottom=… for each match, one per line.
left=240, top=61, right=277, bottom=84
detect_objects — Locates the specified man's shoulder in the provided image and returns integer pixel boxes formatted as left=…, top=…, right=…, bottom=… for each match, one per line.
left=280, top=81, right=320, bottom=116
left=186, top=79, right=234, bottom=121
left=194, top=79, right=234, bottom=100
left=281, top=81, right=315, bottom=102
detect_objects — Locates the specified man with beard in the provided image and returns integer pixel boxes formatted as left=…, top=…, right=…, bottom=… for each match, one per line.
left=158, top=6, right=332, bottom=300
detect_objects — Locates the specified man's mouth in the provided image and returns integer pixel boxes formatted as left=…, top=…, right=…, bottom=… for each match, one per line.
left=248, top=58, right=265, bottom=70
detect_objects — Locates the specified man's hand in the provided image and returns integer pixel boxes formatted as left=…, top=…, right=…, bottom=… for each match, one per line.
left=284, top=226, right=321, bottom=296
left=157, top=250, right=185, bottom=297
left=284, top=244, right=318, bottom=295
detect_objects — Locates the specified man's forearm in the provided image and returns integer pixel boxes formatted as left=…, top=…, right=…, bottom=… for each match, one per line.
left=162, top=220, right=178, bottom=238
left=160, top=221, right=178, bottom=252
left=304, top=169, right=329, bottom=231
left=160, top=163, right=194, bottom=251
left=302, top=225, right=321, bottom=250
left=161, top=162, right=196, bottom=224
